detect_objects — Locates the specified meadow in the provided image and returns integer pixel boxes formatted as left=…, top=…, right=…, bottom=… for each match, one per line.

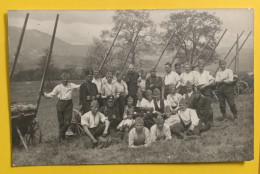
left=10, top=81, right=254, bottom=166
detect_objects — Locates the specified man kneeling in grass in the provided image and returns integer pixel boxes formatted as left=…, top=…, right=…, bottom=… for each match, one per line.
left=171, top=98, right=201, bottom=139
left=81, top=100, right=110, bottom=149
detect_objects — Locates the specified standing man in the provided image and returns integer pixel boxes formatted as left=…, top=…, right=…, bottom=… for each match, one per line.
left=179, top=62, right=197, bottom=95
left=80, top=69, right=99, bottom=114
left=174, top=63, right=182, bottom=76
left=162, top=62, right=181, bottom=99
left=42, top=73, right=80, bottom=142
left=92, top=67, right=103, bottom=106
left=195, top=59, right=215, bottom=98
left=146, top=68, right=163, bottom=92
left=126, top=64, right=140, bottom=100
left=215, top=60, right=238, bottom=121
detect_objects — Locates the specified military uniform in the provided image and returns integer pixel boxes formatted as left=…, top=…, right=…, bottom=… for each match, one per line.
left=80, top=82, right=98, bottom=114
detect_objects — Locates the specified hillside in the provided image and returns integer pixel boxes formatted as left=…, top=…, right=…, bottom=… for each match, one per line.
left=8, top=26, right=254, bottom=74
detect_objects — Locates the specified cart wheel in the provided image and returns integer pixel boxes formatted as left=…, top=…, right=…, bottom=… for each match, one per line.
left=25, top=119, right=42, bottom=145
left=69, top=123, right=84, bottom=136
left=234, top=81, right=249, bottom=95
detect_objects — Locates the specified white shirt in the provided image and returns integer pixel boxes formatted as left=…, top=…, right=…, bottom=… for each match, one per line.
left=101, top=82, right=114, bottom=98
left=164, top=71, right=181, bottom=86
left=92, top=77, right=103, bottom=93
left=117, top=119, right=135, bottom=129
left=196, top=70, right=214, bottom=85
left=180, top=71, right=197, bottom=85
left=164, top=115, right=180, bottom=127
left=177, top=108, right=199, bottom=127
left=146, top=100, right=156, bottom=113
left=113, top=81, right=128, bottom=98
left=81, top=111, right=107, bottom=128
left=44, top=83, right=80, bottom=100
left=102, top=76, right=117, bottom=85
left=166, top=93, right=183, bottom=107
left=136, top=98, right=150, bottom=108
left=215, top=69, right=234, bottom=83
left=150, top=124, right=172, bottom=142
left=138, top=78, right=146, bottom=92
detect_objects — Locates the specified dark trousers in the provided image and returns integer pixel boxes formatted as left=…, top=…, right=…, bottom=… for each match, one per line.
left=217, top=83, right=237, bottom=117
left=89, top=123, right=106, bottom=138
left=116, top=96, right=126, bottom=118
left=201, top=86, right=212, bottom=99
left=170, top=121, right=208, bottom=137
left=56, top=100, right=73, bottom=139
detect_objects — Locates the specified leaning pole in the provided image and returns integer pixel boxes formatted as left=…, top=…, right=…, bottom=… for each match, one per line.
left=9, top=13, right=29, bottom=82
left=35, top=14, right=59, bottom=114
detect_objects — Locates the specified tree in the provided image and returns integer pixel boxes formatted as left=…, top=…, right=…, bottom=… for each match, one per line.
left=37, top=48, right=59, bottom=89
left=160, top=10, right=223, bottom=65
left=99, top=10, right=157, bottom=67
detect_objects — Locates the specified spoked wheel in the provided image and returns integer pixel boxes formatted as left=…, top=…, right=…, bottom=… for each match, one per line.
left=24, top=119, right=42, bottom=145
left=66, top=108, right=83, bottom=136
left=68, top=123, right=84, bottom=136
left=234, top=81, right=249, bottom=95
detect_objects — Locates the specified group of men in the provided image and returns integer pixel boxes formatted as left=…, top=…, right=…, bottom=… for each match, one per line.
left=42, top=59, right=237, bottom=147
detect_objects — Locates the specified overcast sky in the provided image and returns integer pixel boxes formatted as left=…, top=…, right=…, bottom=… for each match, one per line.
left=8, top=9, right=254, bottom=48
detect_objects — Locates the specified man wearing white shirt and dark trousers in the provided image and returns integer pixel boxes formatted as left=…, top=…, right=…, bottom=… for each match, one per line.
left=215, top=60, right=238, bottom=121
left=195, top=59, right=215, bottom=99
left=42, top=73, right=80, bottom=142
left=162, top=62, right=181, bottom=99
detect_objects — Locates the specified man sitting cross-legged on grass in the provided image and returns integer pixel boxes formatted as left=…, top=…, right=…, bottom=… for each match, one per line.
left=128, top=117, right=150, bottom=148
left=191, top=86, right=213, bottom=132
left=171, top=98, right=200, bottom=139
left=150, top=115, right=172, bottom=142
left=116, top=107, right=135, bottom=143
left=81, top=100, right=110, bottom=149
left=42, top=72, right=80, bottom=142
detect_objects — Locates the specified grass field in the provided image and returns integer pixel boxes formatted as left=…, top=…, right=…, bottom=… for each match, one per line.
left=10, top=81, right=254, bottom=166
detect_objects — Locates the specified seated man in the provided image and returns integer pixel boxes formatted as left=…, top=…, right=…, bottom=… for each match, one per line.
left=99, top=95, right=121, bottom=130
left=171, top=98, right=200, bottom=139
left=153, top=88, right=168, bottom=114
left=150, top=115, right=172, bottom=142
left=81, top=100, right=110, bottom=149
left=182, top=81, right=195, bottom=108
left=191, top=86, right=213, bottom=132
left=166, top=84, right=183, bottom=113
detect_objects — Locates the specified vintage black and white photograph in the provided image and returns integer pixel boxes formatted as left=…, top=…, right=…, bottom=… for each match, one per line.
left=8, top=9, right=254, bottom=166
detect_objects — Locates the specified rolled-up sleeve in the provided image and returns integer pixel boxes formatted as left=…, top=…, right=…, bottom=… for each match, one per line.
left=99, top=113, right=108, bottom=123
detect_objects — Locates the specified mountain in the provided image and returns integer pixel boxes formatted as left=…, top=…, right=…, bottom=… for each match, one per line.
left=8, top=26, right=89, bottom=70
left=8, top=26, right=254, bottom=74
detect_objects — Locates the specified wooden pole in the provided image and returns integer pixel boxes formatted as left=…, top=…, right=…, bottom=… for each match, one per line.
left=120, top=25, right=142, bottom=73
left=9, top=13, right=29, bottom=82
left=236, top=33, right=240, bottom=73
left=191, top=29, right=218, bottom=66
left=35, top=14, right=59, bottom=113
left=203, top=29, right=227, bottom=66
left=213, top=31, right=244, bottom=76
left=227, top=31, right=252, bottom=69
left=171, top=29, right=191, bottom=66
left=154, top=31, right=175, bottom=69
left=98, top=22, right=124, bottom=72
